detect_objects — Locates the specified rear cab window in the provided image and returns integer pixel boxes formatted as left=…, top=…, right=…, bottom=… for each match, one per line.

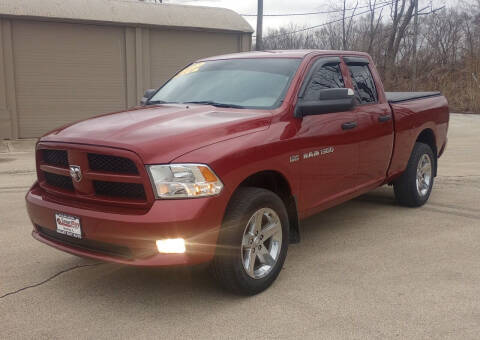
left=345, top=61, right=378, bottom=104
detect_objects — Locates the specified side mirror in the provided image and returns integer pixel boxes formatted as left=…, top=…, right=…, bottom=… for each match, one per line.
left=140, top=89, right=157, bottom=106
left=295, top=88, right=355, bottom=117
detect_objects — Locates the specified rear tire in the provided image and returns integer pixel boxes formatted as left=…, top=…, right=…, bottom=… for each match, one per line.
left=211, top=187, right=289, bottom=295
left=394, top=142, right=435, bottom=207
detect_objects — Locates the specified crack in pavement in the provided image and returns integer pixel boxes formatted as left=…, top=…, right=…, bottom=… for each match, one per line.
left=429, top=202, right=480, bottom=214
left=422, top=206, right=479, bottom=220
left=438, top=175, right=480, bottom=178
left=0, top=263, right=103, bottom=300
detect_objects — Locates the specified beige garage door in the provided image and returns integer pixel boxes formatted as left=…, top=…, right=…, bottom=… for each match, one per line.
left=150, top=29, right=239, bottom=88
left=12, top=20, right=127, bottom=138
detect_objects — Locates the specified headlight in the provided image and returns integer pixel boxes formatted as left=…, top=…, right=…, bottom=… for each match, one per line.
left=147, top=164, right=223, bottom=199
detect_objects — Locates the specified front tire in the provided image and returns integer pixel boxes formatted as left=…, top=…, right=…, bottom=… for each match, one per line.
left=211, top=187, right=289, bottom=295
left=394, top=142, right=435, bottom=207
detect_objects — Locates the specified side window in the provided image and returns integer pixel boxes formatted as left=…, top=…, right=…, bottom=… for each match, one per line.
left=303, top=63, right=344, bottom=101
left=347, top=64, right=378, bottom=104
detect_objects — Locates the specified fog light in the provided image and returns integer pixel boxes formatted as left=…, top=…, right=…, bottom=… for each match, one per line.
left=156, top=238, right=186, bottom=254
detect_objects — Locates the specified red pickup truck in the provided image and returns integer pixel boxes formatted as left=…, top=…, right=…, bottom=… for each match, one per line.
left=26, top=50, right=449, bottom=295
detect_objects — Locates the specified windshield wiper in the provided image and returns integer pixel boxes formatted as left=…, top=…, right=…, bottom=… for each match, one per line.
left=183, top=101, right=245, bottom=109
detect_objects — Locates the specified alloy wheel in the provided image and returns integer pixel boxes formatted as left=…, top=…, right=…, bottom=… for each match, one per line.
left=241, top=208, right=283, bottom=279
left=416, top=154, right=432, bottom=197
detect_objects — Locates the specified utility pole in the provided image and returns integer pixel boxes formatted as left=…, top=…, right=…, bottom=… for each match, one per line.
left=256, top=0, right=263, bottom=51
left=412, top=0, right=419, bottom=91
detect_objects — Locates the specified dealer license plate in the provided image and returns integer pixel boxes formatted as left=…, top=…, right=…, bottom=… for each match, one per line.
left=55, top=213, right=82, bottom=239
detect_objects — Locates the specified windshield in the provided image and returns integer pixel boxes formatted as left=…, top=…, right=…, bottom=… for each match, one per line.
left=148, top=58, right=302, bottom=109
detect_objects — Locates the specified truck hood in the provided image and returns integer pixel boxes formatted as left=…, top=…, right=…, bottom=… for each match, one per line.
left=41, top=104, right=272, bottom=163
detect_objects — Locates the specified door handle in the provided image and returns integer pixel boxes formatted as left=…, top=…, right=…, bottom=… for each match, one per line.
left=378, top=114, right=392, bottom=123
left=342, top=121, right=357, bottom=130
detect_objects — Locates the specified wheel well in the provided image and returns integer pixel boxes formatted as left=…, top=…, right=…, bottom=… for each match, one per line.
left=416, top=129, right=437, bottom=176
left=237, top=171, right=300, bottom=243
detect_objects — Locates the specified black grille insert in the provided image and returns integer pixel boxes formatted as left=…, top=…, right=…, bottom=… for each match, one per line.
left=44, top=172, right=74, bottom=191
left=88, top=153, right=138, bottom=174
left=37, top=226, right=133, bottom=259
left=42, top=149, right=69, bottom=168
left=93, top=181, right=146, bottom=200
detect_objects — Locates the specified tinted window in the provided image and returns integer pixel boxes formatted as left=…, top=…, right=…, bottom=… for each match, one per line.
left=303, top=63, right=344, bottom=101
left=149, top=58, right=301, bottom=109
left=348, top=65, right=377, bottom=104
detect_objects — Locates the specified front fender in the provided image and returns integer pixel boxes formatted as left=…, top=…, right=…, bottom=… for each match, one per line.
left=172, top=130, right=299, bottom=203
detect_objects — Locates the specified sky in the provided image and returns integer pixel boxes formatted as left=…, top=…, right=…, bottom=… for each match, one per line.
left=162, top=0, right=453, bottom=35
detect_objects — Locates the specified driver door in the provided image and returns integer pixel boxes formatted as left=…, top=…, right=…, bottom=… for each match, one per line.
left=295, top=57, right=361, bottom=214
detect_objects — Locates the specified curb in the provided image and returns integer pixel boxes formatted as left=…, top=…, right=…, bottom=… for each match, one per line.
left=0, top=139, right=37, bottom=153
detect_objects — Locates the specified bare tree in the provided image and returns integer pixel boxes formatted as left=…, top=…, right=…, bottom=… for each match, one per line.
left=423, top=9, right=463, bottom=65
left=262, top=1, right=480, bottom=113
left=383, top=0, right=416, bottom=77
left=341, top=0, right=358, bottom=50
left=367, top=0, right=384, bottom=54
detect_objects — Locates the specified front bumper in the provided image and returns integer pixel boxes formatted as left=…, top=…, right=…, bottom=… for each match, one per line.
left=26, top=182, right=228, bottom=266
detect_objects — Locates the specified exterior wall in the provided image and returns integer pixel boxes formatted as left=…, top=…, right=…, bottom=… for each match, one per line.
left=0, top=19, right=9, bottom=138
left=0, top=19, right=251, bottom=139
left=0, top=19, right=17, bottom=138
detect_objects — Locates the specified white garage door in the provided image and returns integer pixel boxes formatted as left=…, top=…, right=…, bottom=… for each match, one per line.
left=12, top=20, right=127, bottom=138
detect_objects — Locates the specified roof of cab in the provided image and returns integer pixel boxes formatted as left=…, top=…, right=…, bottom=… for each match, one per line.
left=199, top=50, right=371, bottom=61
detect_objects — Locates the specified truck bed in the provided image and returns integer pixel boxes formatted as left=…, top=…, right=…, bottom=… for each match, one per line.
left=386, top=92, right=441, bottom=103
left=386, top=92, right=449, bottom=179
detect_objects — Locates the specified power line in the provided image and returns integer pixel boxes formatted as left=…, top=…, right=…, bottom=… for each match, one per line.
left=417, top=5, right=445, bottom=16
left=241, top=1, right=391, bottom=17
left=253, top=1, right=392, bottom=39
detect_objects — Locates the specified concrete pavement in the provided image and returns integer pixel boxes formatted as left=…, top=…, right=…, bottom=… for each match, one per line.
left=0, top=114, right=479, bottom=339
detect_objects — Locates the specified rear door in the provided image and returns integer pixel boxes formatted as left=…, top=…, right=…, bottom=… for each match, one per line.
left=344, top=57, right=394, bottom=186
